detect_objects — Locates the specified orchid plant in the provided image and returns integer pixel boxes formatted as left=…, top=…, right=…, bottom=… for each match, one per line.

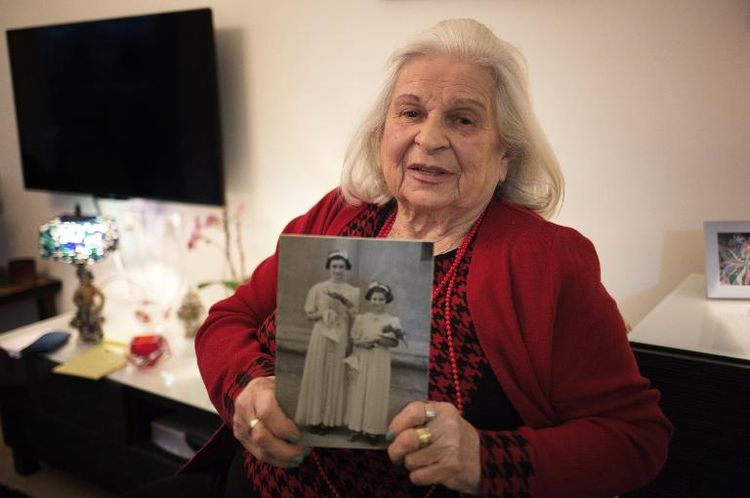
left=187, top=204, right=248, bottom=292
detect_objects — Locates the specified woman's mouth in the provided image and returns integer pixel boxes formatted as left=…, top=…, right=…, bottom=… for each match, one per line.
left=408, top=164, right=449, bottom=176
left=406, top=164, right=453, bottom=183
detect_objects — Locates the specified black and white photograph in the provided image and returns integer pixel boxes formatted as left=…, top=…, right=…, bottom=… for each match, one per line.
left=275, top=235, right=433, bottom=449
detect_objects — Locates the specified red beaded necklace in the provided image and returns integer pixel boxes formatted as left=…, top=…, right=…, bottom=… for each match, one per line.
left=310, top=206, right=485, bottom=498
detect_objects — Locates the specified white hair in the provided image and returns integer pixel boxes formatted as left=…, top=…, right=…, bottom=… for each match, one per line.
left=340, top=18, right=564, bottom=218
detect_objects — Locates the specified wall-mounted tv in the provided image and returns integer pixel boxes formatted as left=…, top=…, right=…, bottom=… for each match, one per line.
left=6, top=8, right=225, bottom=206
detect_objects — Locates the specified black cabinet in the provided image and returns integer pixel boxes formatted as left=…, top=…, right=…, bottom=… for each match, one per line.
left=0, top=355, right=221, bottom=494
left=624, top=345, right=750, bottom=498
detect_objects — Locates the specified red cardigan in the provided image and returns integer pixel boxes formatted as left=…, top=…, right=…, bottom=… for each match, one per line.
left=193, top=189, right=671, bottom=498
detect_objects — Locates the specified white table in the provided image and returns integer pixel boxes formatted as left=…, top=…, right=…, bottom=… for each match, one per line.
left=0, top=309, right=215, bottom=413
left=629, top=273, right=750, bottom=363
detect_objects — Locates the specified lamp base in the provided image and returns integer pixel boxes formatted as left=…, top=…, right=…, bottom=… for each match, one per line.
left=70, top=265, right=105, bottom=344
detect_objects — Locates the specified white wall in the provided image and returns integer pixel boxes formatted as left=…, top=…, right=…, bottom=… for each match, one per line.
left=1, top=0, right=748, bottom=326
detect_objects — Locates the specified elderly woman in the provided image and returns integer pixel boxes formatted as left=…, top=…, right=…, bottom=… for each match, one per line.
left=294, top=250, right=359, bottom=435
left=126, top=18, right=671, bottom=498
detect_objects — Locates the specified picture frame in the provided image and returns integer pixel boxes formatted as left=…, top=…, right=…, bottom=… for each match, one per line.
left=704, top=221, right=750, bottom=299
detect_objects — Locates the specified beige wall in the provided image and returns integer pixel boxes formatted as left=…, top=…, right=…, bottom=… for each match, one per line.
left=1, top=0, right=749, bottom=326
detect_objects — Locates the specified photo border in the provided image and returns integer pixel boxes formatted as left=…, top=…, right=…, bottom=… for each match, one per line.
left=704, top=221, right=750, bottom=299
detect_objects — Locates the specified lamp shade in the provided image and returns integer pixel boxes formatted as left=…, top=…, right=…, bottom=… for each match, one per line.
left=39, top=214, right=119, bottom=265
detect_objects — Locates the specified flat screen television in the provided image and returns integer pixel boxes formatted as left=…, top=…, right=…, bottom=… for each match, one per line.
left=6, top=8, right=225, bottom=206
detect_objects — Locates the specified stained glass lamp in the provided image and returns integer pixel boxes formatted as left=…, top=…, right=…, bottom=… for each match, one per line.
left=39, top=206, right=119, bottom=343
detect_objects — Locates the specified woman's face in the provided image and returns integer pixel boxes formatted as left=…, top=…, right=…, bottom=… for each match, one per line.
left=379, top=54, right=510, bottom=215
left=368, top=291, right=387, bottom=312
left=328, top=258, right=348, bottom=282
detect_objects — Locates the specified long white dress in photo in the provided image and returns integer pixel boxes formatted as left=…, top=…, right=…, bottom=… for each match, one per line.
left=294, top=280, right=360, bottom=427
left=345, top=312, right=401, bottom=435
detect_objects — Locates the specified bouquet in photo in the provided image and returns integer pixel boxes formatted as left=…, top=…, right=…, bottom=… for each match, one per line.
left=381, top=324, right=407, bottom=347
left=325, top=290, right=355, bottom=309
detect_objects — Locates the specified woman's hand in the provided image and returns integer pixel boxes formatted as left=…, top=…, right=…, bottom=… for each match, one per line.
left=387, top=400, right=481, bottom=495
left=354, top=339, right=376, bottom=349
left=376, top=334, right=399, bottom=348
left=233, top=376, right=305, bottom=468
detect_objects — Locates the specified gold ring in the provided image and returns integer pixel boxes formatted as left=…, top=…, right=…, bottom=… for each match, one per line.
left=424, top=402, right=436, bottom=422
left=416, top=427, right=432, bottom=448
left=249, top=417, right=261, bottom=431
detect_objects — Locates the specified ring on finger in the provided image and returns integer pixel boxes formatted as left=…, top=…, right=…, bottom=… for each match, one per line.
left=249, top=417, right=261, bottom=431
left=424, top=402, right=436, bottom=422
left=416, top=427, right=432, bottom=448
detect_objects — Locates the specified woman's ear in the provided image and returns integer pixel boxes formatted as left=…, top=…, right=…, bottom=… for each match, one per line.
left=498, top=149, right=511, bottom=181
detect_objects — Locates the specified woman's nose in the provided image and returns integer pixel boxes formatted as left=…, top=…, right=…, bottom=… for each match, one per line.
left=414, top=115, right=449, bottom=153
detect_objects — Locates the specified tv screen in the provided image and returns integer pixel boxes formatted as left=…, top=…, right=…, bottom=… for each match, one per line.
left=6, top=8, right=225, bottom=206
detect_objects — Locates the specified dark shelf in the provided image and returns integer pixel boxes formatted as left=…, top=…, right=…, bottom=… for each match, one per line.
left=1, top=355, right=221, bottom=493
left=0, top=276, right=62, bottom=322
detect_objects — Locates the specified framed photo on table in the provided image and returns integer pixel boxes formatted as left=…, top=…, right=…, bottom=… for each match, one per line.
left=704, top=221, right=750, bottom=298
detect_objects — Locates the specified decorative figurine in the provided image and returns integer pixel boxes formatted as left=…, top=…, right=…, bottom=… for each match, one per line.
left=70, top=265, right=105, bottom=343
left=177, top=288, right=205, bottom=338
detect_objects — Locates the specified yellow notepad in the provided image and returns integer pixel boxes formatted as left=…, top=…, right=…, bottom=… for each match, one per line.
left=53, top=345, right=127, bottom=380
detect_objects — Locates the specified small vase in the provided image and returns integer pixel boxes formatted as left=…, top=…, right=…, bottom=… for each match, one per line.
left=177, top=288, right=205, bottom=338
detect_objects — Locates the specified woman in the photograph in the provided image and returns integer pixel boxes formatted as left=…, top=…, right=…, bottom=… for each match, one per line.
left=345, top=282, right=402, bottom=444
left=293, top=250, right=360, bottom=435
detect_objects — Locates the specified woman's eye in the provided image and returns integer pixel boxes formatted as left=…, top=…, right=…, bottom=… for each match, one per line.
left=455, top=116, right=474, bottom=126
left=400, top=109, right=422, bottom=119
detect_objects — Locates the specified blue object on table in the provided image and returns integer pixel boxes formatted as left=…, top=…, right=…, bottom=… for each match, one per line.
left=21, top=331, right=70, bottom=356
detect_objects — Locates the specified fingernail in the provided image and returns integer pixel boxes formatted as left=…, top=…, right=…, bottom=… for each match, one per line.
left=285, top=432, right=300, bottom=444
left=289, top=454, right=304, bottom=466
left=385, top=431, right=396, bottom=442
